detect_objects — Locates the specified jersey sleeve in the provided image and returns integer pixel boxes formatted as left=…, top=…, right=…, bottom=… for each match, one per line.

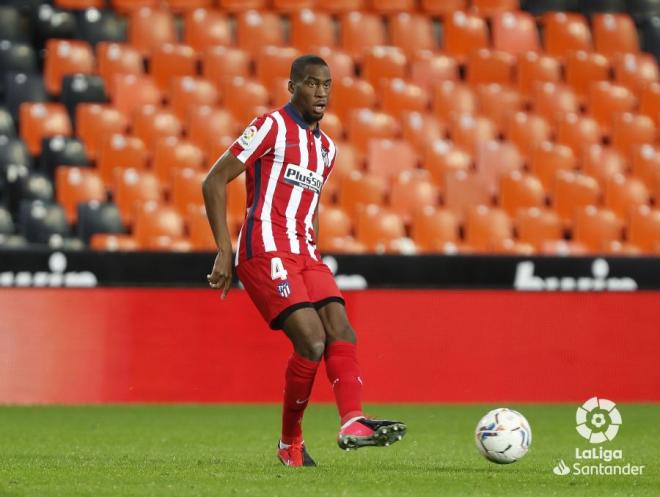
left=229, top=115, right=277, bottom=167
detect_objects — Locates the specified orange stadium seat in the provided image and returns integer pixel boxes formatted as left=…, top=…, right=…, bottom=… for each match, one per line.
left=361, top=46, right=407, bottom=90
left=466, top=49, right=515, bottom=87
left=565, top=51, right=611, bottom=98
left=133, top=202, right=186, bottom=248
left=423, top=139, right=472, bottom=190
left=319, top=235, right=367, bottom=254
left=401, top=112, right=446, bottom=156
left=19, top=103, right=72, bottom=155
left=367, top=0, right=416, bottom=13
left=111, top=0, right=157, bottom=13
left=552, top=170, right=601, bottom=224
left=628, top=205, right=660, bottom=252
left=171, top=167, right=205, bottom=216
left=611, top=112, right=656, bottom=156
left=601, top=240, right=642, bottom=255
left=129, top=8, right=177, bottom=56
left=323, top=142, right=360, bottom=198
left=256, top=46, right=301, bottom=91
left=166, top=0, right=213, bottom=14
left=146, top=235, right=193, bottom=252
left=91, top=234, right=140, bottom=251
left=150, top=44, right=197, bottom=94
left=312, top=47, right=355, bottom=81
left=43, top=39, right=94, bottom=95
left=218, top=0, right=266, bottom=11
left=543, top=12, right=592, bottom=57
left=187, top=106, right=237, bottom=152
left=112, top=74, right=162, bottom=116
left=202, top=47, right=251, bottom=92
left=631, top=144, right=660, bottom=192
left=449, top=113, right=497, bottom=154
left=540, top=240, right=589, bottom=255
left=492, top=11, right=539, bottom=55
left=380, top=79, right=428, bottom=118
left=556, top=113, right=603, bottom=156
left=515, top=207, right=563, bottom=250
left=443, top=169, right=492, bottom=219
left=132, top=105, right=182, bottom=150
left=389, top=170, right=438, bottom=222
left=169, top=76, right=219, bottom=121
left=347, top=109, right=399, bottom=157
left=605, top=174, right=650, bottom=220
left=581, top=144, right=626, bottom=187
left=55, top=166, right=106, bottom=223
left=411, top=207, right=459, bottom=252
left=614, top=53, right=659, bottom=94
left=499, top=171, right=545, bottom=217
left=432, top=81, right=476, bottom=120
left=97, top=43, right=144, bottom=92
left=236, top=10, right=284, bottom=56
left=340, top=11, right=386, bottom=61
left=471, top=0, right=519, bottom=16
left=410, top=52, right=459, bottom=93
left=530, top=141, right=577, bottom=191
left=76, top=104, right=128, bottom=160
left=588, top=82, right=637, bottom=131
left=319, top=112, right=343, bottom=139
left=270, top=78, right=291, bottom=107
left=475, top=84, right=523, bottom=129
left=517, top=52, right=562, bottom=96
left=152, top=137, right=205, bottom=188
left=113, top=168, right=163, bottom=225
left=465, top=205, right=513, bottom=252
left=187, top=206, right=216, bottom=251
left=56, top=0, right=104, bottom=7
left=504, top=112, right=551, bottom=159
left=226, top=173, right=247, bottom=230
left=639, top=82, right=660, bottom=123
left=318, top=205, right=353, bottom=244
left=388, top=12, right=437, bottom=57
left=338, top=171, right=388, bottom=217
left=272, top=0, right=316, bottom=11
left=98, top=134, right=149, bottom=185
left=222, top=77, right=270, bottom=126
left=574, top=206, right=623, bottom=252
left=443, top=11, right=489, bottom=61
left=290, top=9, right=336, bottom=52
left=316, top=0, right=365, bottom=13
left=206, top=136, right=237, bottom=165
left=355, top=205, right=406, bottom=252
left=532, top=82, right=579, bottom=124
left=592, top=14, right=639, bottom=57
left=366, top=139, right=416, bottom=178
left=420, top=0, right=466, bottom=16
left=475, top=140, right=524, bottom=196
left=184, top=9, right=231, bottom=52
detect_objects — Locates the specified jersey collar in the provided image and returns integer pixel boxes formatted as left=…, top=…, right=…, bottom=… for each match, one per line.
left=284, top=102, right=321, bottom=138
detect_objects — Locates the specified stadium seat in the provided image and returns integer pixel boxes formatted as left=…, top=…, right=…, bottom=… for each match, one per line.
left=112, top=74, right=162, bottom=116
left=169, top=77, right=219, bottom=121
left=19, top=103, right=72, bottom=155
left=605, top=173, right=650, bottom=219
left=0, top=137, right=31, bottom=169
left=43, top=39, right=95, bottom=95
left=128, top=7, right=177, bottom=56
left=0, top=108, right=15, bottom=137
left=443, top=11, right=489, bottom=61
left=76, top=7, right=128, bottom=47
left=112, top=0, right=158, bottom=13
left=166, top=0, right=214, bottom=13
left=311, top=47, right=355, bottom=82
left=420, top=0, right=466, bottom=16
left=540, top=239, right=589, bottom=255
left=627, top=0, right=660, bottom=22
left=466, top=49, right=516, bottom=87
left=19, top=199, right=71, bottom=244
left=574, top=205, right=623, bottom=251
left=366, top=139, right=416, bottom=179
left=388, top=12, right=437, bottom=57
left=340, top=11, right=386, bottom=61
left=187, top=106, right=237, bottom=152
left=132, top=105, right=182, bottom=150
left=318, top=205, right=352, bottom=242
left=593, top=14, right=639, bottom=57
left=319, top=235, right=367, bottom=254
left=443, top=169, right=492, bottom=219
left=206, top=136, right=237, bottom=166
left=150, top=44, right=197, bottom=94
left=543, top=12, right=592, bottom=57
left=236, top=10, right=284, bottom=56
left=581, top=144, right=626, bottom=187
left=362, top=47, right=407, bottom=90
left=60, top=74, right=107, bottom=120
left=218, top=0, right=266, bottom=11
left=531, top=82, right=579, bottom=124
left=113, top=168, right=162, bottom=225
left=601, top=240, right=642, bottom=255
left=202, top=47, right=251, bottom=92
left=338, top=171, right=387, bottom=217
left=183, top=8, right=230, bottom=52
left=367, top=0, right=416, bottom=13
left=640, top=16, right=660, bottom=63
left=410, top=207, right=459, bottom=252
left=0, top=42, right=38, bottom=97
left=401, top=112, right=446, bottom=156
left=432, top=81, right=476, bottom=120
left=97, top=43, right=144, bottom=91
left=319, top=112, right=343, bottom=140
left=631, top=144, right=660, bottom=192
left=389, top=170, right=438, bottom=222
left=330, top=77, right=377, bottom=123
left=355, top=204, right=406, bottom=252
left=499, top=171, right=546, bottom=216
left=565, top=51, right=611, bottom=98
left=475, top=140, right=524, bottom=195
left=347, top=109, right=399, bottom=157
left=222, top=77, right=270, bottom=126
left=380, top=79, right=428, bottom=118
left=97, top=134, right=149, bottom=185
left=187, top=205, right=216, bottom=251
left=324, top=141, right=360, bottom=188
left=515, top=206, right=563, bottom=249
left=465, top=205, right=513, bottom=252
left=614, top=53, right=659, bottom=93
left=0, top=6, right=26, bottom=43
left=475, top=84, right=523, bottom=129
left=492, top=11, right=540, bottom=55
left=517, top=51, right=562, bottom=95
left=133, top=202, right=185, bottom=248
left=552, top=170, right=601, bottom=224
left=588, top=82, right=637, bottom=131
left=256, top=46, right=301, bottom=91
left=449, top=114, right=497, bottom=154
left=423, top=139, right=472, bottom=190
left=76, top=104, right=128, bottom=160
left=579, top=0, right=626, bottom=15
left=152, top=137, right=205, bottom=188
left=556, top=113, right=603, bottom=156
left=39, top=136, right=89, bottom=177
left=272, top=0, right=316, bottom=11
left=290, top=9, right=336, bottom=52
left=0, top=206, right=15, bottom=236
left=611, top=112, right=656, bottom=156
left=171, top=167, right=205, bottom=216
left=90, top=233, right=139, bottom=251
left=55, top=166, right=106, bottom=222
left=410, top=52, right=459, bottom=93
left=4, top=72, right=47, bottom=121
left=530, top=141, right=577, bottom=190
left=628, top=205, right=660, bottom=252
left=33, top=5, right=77, bottom=51
left=504, top=112, right=552, bottom=159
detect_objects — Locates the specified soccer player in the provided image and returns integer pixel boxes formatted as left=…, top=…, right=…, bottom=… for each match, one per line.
left=202, top=55, right=406, bottom=467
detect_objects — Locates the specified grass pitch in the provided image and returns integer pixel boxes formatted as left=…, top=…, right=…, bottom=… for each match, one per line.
left=0, top=404, right=657, bottom=497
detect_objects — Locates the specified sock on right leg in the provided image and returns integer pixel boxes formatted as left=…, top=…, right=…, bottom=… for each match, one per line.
left=281, top=352, right=320, bottom=445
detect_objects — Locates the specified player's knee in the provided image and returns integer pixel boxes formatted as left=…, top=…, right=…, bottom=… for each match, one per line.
left=297, top=337, right=326, bottom=361
left=326, top=321, right=356, bottom=344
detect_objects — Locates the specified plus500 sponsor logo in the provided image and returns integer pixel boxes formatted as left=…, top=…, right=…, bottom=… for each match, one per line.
left=284, top=164, right=323, bottom=194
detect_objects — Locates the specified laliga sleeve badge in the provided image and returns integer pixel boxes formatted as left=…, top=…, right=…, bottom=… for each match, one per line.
left=239, top=125, right=258, bottom=148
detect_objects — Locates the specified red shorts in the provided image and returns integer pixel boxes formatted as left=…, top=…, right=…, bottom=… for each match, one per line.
left=236, top=251, right=344, bottom=330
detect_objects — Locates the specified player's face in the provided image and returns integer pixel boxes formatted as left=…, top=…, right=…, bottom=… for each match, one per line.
left=289, top=64, right=332, bottom=125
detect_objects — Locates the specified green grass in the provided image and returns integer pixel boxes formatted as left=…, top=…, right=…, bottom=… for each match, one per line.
left=0, top=404, right=657, bottom=497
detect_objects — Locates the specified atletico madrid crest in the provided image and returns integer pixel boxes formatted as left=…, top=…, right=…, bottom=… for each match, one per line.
left=321, top=147, right=330, bottom=168
left=277, top=280, right=291, bottom=298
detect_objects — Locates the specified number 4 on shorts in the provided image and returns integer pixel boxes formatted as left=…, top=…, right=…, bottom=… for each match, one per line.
left=271, top=257, right=288, bottom=281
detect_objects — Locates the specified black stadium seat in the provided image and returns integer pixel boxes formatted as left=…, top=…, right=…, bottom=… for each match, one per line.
left=0, top=6, right=28, bottom=43
left=0, top=205, right=15, bottom=234
left=520, top=0, right=579, bottom=16
left=32, top=4, right=78, bottom=49
left=61, top=74, right=108, bottom=121
left=628, top=0, right=660, bottom=22
left=578, top=0, right=626, bottom=15
left=0, top=41, right=38, bottom=98
left=641, top=16, right=660, bottom=62
left=4, top=72, right=47, bottom=120
left=76, top=8, right=128, bottom=46
left=77, top=201, right=125, bottom=244
left=0, top=107, right=16, bottom=137
left=0, top=136, right=32, bottom=169
left=2, top=164, right=54, bottom=215
left=39, top=136, right=89, bottom=177
left=19, top=199, right=71, bottom=244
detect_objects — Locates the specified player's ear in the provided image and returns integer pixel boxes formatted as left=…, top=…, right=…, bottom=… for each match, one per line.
left=287, top=80, right=295, bottom=95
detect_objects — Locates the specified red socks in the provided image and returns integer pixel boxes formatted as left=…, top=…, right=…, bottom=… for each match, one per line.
left=325, top=341, right=364, bottom=425
left=281, top=352, right=320, bottom=445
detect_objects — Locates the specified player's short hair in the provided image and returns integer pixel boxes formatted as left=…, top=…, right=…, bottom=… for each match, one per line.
left=290, top=55, right=329, bottom=82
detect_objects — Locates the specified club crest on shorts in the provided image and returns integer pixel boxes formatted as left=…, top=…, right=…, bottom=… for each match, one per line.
left=277, top=280, right=291, bottom=298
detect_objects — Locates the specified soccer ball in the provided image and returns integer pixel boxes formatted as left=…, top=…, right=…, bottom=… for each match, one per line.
left=474, top=408, right=532, bottom=464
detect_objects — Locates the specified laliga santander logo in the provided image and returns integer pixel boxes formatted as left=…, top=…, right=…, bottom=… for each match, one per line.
left=575, top=397, right=622, bottom=444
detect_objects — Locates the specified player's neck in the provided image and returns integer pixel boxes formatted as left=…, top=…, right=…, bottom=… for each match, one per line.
left=288, top=101, right=319, bottom=130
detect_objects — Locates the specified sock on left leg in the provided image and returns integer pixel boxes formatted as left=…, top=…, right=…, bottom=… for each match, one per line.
left=281, top=352, right=320, bottom=445
left=324, top=340, right=364, bottom=426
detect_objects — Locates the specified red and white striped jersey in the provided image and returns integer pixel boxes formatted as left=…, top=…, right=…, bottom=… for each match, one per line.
left=228, top=103, right=337, bottom=266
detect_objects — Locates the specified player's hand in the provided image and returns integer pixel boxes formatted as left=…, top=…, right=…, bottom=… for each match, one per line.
left=207, top=248, right=232, bottom=299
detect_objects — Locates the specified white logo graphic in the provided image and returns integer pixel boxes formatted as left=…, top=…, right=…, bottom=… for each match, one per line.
left=0, top=252, right=97, bottom=287
left=553, top=460, right=571, bottom=476
left=576, top=397, right=622, bottom=443
left=514, top=259, right=637, bottom=291
left=283, top=164, right=323, bottom=194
